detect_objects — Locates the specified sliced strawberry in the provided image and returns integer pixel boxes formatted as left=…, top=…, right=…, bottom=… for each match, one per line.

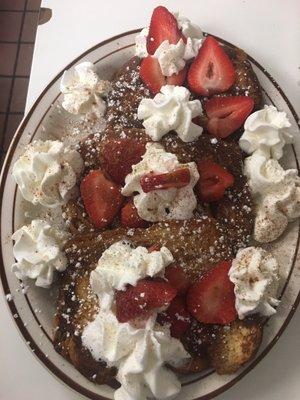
left=147, top=6, right=185, bottom=55
left=165, top=264, right=191, bottom=295
left=140, top=168, right=191, bottom=193
left=120, top=200, right=148, bottom=228
left=80, top=169, right=123, bottom=228
left=157, top=296, right=191, bottom=338
left=187, top=36, right=236, bottom=96
left=205, top=96, right=254, bottom=138
left=140, top=56, right=187, bottom=94
left=101, top=138, right=146, bottom=185
left=116, top=279, right=177, bottom=323
left=186, top=261, right=237, bottom=325
left=195, top=160, right=234, bottom=202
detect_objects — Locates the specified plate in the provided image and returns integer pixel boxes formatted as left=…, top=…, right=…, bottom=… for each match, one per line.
left=0, top=30, right=300, bottom=400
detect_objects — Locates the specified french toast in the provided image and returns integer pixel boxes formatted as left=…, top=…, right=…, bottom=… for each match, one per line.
left=54, top=14, right=265, bottom=392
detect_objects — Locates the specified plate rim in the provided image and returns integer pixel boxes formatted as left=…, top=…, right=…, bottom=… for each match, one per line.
left=0, top=29, right=299, bottom=400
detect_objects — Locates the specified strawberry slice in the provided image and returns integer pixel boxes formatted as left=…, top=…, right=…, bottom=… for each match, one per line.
left=186, top=261, right=237, bottom=325
left=187, top=36, right=236, bottom=96
left=195, top=160, right=234, bottom=202
left=205, top=96, right=254, bottom=138
left=147, top=6, right=185, bottom=55
left=165, top=265, right=191, bottom=295
left=80, top=169, right=123, bottom=228
left=120, top=200, right=148, bottom=228
left=140, top=168, right=191, bottom=193
left=101, top=138, right=146, bottom=185
left=116, top=279, right=177, bottom=323
left=157, top=296, right=191, bottom=338
left=140, top=56, right=187, bottom=94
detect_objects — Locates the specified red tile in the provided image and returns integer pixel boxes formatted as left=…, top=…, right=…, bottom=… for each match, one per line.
left=3, top=113, right=23, bottom=151
left=0, top=44, right=18, bottom=75
left=21, top=11, right=39, bottom=42
left=10, top=78, right=29, bottom=112
left=0, top=0, right=25, bottom=10
left=16, top=43, right=34, bottom=76
left=27, top=0, right=41, bottom=11
left=0, top=78, right=12, bottom=112
left=0, top=12, right=23, bottom=41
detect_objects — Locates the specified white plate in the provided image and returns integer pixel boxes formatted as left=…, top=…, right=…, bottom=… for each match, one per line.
left=0, top=30, right=300, bottom=400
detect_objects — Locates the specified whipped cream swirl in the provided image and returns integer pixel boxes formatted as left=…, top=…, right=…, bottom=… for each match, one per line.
left=154, top=39, right=186, bottom=77
left=60, top=61, right=111, bottom=116
left=138, top=85, right=203, bottom=142
left=122, top=142, right=199, bottom=222
left=82, top=242, right=188, bottom=400
left=12, top=140, right=83, bottom=207
left=12, top=219, right=68, bottom=288
left=239, top=105, right=293, bottom=160
left=244, top=151, right=300, bottom=243
left=91, top=241, right=174, bottom=307
left=229, top=247, right=280, bottom=319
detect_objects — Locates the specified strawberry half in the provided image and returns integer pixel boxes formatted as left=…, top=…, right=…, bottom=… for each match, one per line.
left=165, top=264, right=191, bottom=295
left=187, top=36, right=236, bottom=96
left=195, top=160, right=234, bottom=203
left=116, top=279, right=177, bottom=323
left=147, top=6, right=185, bottom=55
left=101, top=138, right=146, bottom=185
left=140, top=56, right=187, bottom=94
left=80, top=169, right=123, bottom=228
left=157, top=296, right=191, bottom=338
left=186, top=261, right=237, bottom=325
left=205, top=96, right=254, bottom=138
left=140, top=168, right=191, bottom=193
left=120, top=199, right=148, bottom=228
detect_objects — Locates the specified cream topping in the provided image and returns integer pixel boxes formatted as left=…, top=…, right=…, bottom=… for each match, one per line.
left=122, top=142, right=199, bottom=222
left=12, top=140, right=83, bottom=208
left=60, top=61, right=111, bottom=116
left=137, top=85, right=203, bottom=143
left=12, top=219, right=68, bottom=288
left=229, top=247, right=280, bottom=319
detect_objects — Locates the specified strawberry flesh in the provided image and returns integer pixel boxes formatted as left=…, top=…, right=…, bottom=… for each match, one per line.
left=187, top=36, right=236, bottom=96
left=147, top=6, right=185, bottom=55
left=116, top=279, right=177, bottom=323
left=140, top=56, right=187, bottom=94
left=195, top=160, right=234, bottom=202
left=165, top=264, right=191, bottom=295
left=186, top=261, right=237, bottom=325
left=157, top=296, right=191, bottom=338
left=120, top=199, right=148, bottom=228
left=101, top=138, right=146, bottom=185
left=140, top=168, right=191, bottom=193
left=205, top=96, right=255, bottom=138
left=80, top=169, right=123, bottom=228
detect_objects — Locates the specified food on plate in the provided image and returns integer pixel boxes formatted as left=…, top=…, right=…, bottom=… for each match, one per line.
left=10, top=5, right=298, bottom=400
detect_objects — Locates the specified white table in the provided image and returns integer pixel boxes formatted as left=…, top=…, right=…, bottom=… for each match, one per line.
left=1, top=1, right=299, bottom=399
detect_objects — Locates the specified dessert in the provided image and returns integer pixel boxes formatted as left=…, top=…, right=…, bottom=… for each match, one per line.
left=10, top=5, right=298, bottom=400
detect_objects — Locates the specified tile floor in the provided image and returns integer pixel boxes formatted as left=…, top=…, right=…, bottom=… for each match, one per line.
left=0, top=0, right=41, bottom=165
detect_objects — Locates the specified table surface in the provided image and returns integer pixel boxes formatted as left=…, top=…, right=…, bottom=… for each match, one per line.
left=1, top=1, right=300, bottom=399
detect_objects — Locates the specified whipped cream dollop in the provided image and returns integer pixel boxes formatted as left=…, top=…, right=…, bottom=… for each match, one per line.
left=134, top=12, right=203, bottom=72
left=82, top=241, right=188, bottom=400
left=122, top=142, right=199, bottom=222
left=60, top=61, right=111, bottom=116
left=138, top=85, right=203, bottom=142
left=229, top=247, right=280, bottom=319
left=239, top=105, right=293, bottom=160
left=12, top=140, right=83, bottom=207
left=91, top=241, right=174, bottom=307
left=244, top=151, right=300, bottom=243
left=12, top=219, right=68, bottom=288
